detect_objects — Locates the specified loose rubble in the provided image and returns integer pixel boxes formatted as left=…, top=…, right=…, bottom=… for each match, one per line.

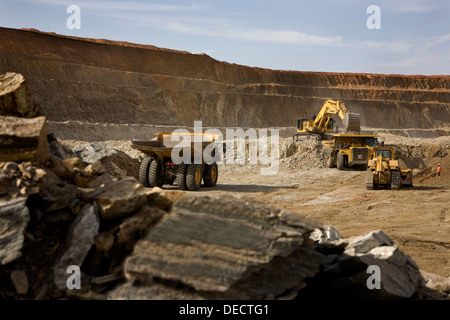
left=0, top=73, right=448, bottom=300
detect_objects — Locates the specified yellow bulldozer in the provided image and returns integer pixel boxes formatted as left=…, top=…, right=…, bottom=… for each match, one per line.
left=293, top=99, right=361, bottom=141
left=365, top=147, right=413, bottom=190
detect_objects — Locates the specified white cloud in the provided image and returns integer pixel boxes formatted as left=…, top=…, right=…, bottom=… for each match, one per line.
left=164, top=23, right=343, bottom=46
left=359, top=40, right=413, bottom=54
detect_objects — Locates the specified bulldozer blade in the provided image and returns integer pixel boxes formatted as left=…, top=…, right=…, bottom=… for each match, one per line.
left=343, top=113, right=361, bottom=133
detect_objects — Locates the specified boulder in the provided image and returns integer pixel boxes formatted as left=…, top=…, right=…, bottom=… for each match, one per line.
left=310, top=225, right=342, bottom=244
left=53, top=204, right=100, bottom=290
left=145, top=187, right=188, bottom=211
left=73, top=142, right=117, bottom=164
left=38, top=181, right=80, bottom=212
left=82, top=160, right=106, bottom=178
left=93, top=177, right=147, bottom=220
left=47, top=133, right=74, bottom=160
left=0, top=197, right=30, bottom=265
left=87, top=172, right=115, bottom=189
left=116, top=205, right=166, bottom=250
left=297, top=229, right=428, bottom=300
left=48, top=155, right=75, bottom=180
left=109, top=194, right=324, bottom=300
left=0, top=72, right=39, bottom=117
left=0, top=116, right=49, bottom=165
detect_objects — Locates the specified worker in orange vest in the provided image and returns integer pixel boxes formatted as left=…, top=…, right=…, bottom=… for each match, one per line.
left=436, top=163, right=441, bottom=181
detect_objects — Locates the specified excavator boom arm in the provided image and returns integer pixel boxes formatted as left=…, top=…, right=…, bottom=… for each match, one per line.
left=313, top=99, right=349, bottom=125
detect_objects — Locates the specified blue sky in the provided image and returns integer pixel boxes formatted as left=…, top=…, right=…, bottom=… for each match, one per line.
left=1, top=0, right=449, bottom=75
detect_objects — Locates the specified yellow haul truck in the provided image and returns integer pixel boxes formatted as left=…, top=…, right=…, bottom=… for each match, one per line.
left=365, top=148, right=413, bottom=190
left=131, top=132, right=220, bottom=191
left=322, top=134, right=379, bottom=170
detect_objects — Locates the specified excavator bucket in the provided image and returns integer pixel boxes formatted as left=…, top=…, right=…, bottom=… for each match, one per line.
left=343, top=113, right=361, bottom=133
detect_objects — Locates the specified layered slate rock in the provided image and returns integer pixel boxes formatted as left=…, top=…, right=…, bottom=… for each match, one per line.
left=109, top=194, right=325, bottom=300
left=0, top=197, right=29, bottom=265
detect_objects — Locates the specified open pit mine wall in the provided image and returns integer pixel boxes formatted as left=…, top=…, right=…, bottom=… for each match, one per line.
left=0, top=27, right=449, bottom=141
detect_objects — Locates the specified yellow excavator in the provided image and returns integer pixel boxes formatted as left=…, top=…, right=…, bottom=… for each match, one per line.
left=293, top=99, right=361, bottom=141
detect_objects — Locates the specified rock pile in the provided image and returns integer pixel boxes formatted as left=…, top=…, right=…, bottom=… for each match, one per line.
left=0, top=72, right=448, bottom=300
left=0, top=132, right=173, bottom=298
left=280, top=138, right=328, bottom=170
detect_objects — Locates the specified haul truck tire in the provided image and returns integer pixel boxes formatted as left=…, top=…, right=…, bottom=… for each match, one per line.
left=176, top=163, right=188, bottom=190
left=186, top=164, right=202, bottom=191
left=203, top=163, right=218, bottom=187
left=327, top=155, right=335, bottom=168
left=337, top=153, right=345, bottom=170
left=148, top=158, right=164, bottom=188
left=139, top=157, right=152, bottom=187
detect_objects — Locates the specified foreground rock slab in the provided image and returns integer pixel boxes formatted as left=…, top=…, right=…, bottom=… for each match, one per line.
left=109, top=194, right=324, bottom=300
